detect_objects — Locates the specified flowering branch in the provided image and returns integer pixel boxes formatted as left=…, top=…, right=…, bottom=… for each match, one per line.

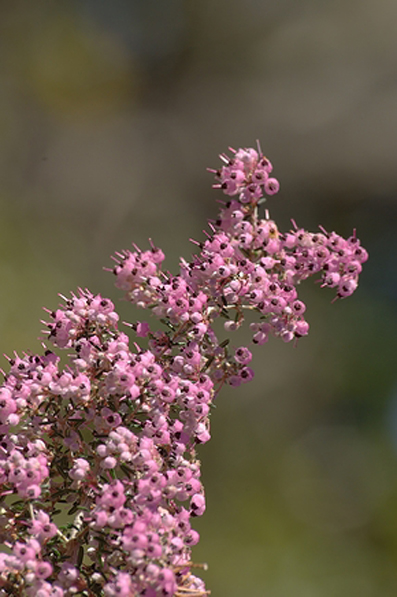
left=0, top=144, right=367, bottom=596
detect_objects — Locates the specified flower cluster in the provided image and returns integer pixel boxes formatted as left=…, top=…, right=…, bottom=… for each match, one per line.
left=0, top=144, right=367, bottom=596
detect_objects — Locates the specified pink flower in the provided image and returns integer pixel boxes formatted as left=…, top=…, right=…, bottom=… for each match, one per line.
left=29, top=511, right=57, bottom=541
left=136, top=321, right=150, bottom=337
left=34, top=560, right=53, bottom=579
left=99, top=481, right=126, bottom=509
left=0, top=142, right=366, bottom=597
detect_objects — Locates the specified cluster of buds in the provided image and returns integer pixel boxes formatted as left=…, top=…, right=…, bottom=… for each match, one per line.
left=0, top=145, right=367, bottom=596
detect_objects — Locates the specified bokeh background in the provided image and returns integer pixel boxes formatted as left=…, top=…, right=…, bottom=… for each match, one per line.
left=1, top=1, right=397, bottom=595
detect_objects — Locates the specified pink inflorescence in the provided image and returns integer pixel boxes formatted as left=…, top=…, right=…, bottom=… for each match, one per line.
left=0, top=145, right=367, bottom=596
left=209, top=145, right=280, bottom=203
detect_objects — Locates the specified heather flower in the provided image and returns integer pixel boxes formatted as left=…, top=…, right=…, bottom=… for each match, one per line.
left=0, top=143, right=367, bottom=597
left=29, top=511, right=58, bottom=541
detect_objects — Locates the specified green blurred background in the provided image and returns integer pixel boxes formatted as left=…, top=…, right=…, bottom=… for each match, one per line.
left=1, top=1, right=397, bottom=595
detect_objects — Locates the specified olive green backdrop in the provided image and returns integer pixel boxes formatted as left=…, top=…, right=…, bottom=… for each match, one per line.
left=1, top=1, right=396, bottom=595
